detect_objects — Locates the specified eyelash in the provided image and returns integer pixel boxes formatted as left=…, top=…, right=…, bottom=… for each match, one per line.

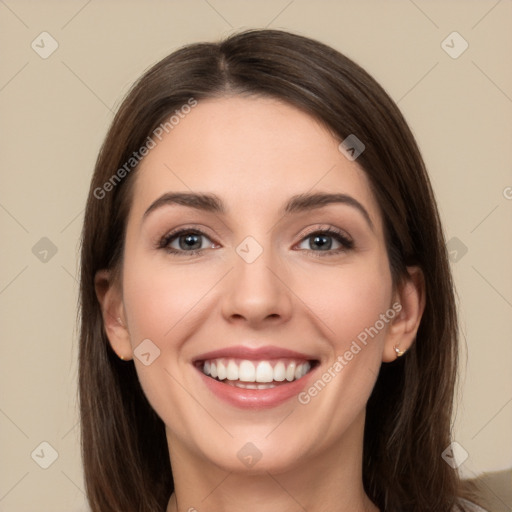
left=299, top=227, right=354, bottom=258
left=157, top=226, right=354, bottom=257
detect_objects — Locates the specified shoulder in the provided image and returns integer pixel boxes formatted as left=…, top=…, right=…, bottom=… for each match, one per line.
left=455, top=498, right=489, bottom=512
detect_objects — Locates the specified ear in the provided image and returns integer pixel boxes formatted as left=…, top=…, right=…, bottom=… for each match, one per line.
left=94, top=269, right=133, bottom=361
left=382, top=266, right=426, bottom=362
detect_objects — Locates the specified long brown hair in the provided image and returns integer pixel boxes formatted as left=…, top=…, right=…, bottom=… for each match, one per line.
left=79, top=29, right=474, bottom=511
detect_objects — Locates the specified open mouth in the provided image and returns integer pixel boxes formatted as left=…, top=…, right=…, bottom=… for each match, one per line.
left=196, top=358, right=319, bottom=389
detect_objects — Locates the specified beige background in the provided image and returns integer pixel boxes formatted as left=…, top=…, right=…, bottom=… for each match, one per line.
left=0, top=1, right=511, bottom=510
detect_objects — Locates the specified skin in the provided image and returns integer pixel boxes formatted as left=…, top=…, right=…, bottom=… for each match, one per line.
left=96, top=96, right=425, bottom=512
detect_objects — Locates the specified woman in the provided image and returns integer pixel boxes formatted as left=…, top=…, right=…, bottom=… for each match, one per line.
left=79, top=29, right=486, bottom=512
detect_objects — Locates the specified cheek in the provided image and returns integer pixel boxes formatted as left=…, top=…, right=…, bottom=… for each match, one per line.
left=122, top=243, right=394, bottom=362
left=119, top=252, right=217, bottom=431
left=291, top=260, right=393, bottom=441
left=293, top=255, right=393, bottom=353
left=118, top=239, right=395, bottom=458
left=122, top=252, right=220, bottom=343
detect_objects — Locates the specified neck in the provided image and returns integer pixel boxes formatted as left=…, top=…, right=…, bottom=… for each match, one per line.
left=165, top=412, right=379, bottom=512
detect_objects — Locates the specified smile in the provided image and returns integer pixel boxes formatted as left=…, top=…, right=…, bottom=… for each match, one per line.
left=201, top=358, right=313, bottom=388
left=193, top=346, right=319, bottom=408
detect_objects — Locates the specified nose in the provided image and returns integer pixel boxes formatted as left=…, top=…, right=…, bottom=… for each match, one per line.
left=220, top=241, right=293, bottom=328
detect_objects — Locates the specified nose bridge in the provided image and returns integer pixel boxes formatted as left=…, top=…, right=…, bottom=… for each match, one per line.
left=221, top=233, right=292, bottom=324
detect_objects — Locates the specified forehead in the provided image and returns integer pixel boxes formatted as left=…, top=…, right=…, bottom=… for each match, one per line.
left=131, top=96, right=381, bottom=227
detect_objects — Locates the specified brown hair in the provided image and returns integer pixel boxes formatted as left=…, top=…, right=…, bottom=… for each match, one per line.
left=79, top=29, right=474, bottom=511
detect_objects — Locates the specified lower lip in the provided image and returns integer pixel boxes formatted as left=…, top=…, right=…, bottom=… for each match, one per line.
left=197, top=366, right=317, bottom=409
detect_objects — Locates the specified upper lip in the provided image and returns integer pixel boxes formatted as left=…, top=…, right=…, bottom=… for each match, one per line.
left=193, top=345, right=317, bottom=363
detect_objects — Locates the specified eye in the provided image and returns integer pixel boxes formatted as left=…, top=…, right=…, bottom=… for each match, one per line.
left=157, top=226, right=353, bottom=257
left=158, top=228, right=217, bottom=255
left=296, top=227, right=354, bottom=255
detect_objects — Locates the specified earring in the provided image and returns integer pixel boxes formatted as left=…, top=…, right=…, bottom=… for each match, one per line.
left=394, top=345, right=406, bottom=358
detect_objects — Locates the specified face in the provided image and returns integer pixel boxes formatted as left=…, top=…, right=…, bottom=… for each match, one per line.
left=109, top=96, right=405, bottom=474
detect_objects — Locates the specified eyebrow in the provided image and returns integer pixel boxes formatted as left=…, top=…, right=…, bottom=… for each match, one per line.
left=143, top=191, right=374, bottom=230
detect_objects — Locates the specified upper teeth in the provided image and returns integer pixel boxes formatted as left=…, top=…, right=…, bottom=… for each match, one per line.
left=202, top=359, right=311, bottom=383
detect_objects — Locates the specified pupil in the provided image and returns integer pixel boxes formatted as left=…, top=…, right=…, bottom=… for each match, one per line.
left=313, top=235, right=331, bottom=250
left=180, top=234, right=201, bottom=250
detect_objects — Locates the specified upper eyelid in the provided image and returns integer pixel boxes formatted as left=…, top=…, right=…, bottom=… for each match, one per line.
left=159, top=227, right=216, bottom=246
left=297, top=224, right=352, bottom=241
left=159, top=224, right=215, bottom=240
